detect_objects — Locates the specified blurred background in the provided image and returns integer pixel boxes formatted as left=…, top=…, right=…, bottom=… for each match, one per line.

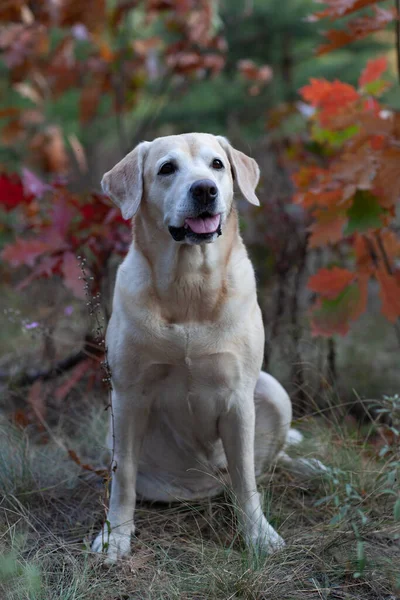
left=1, top=0, right=399, bottom=425
left=1, top=3, right=400, bottom=597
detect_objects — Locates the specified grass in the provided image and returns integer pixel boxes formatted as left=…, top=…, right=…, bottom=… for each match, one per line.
left=0, top=403, right=399, bottom=600
left=0, top=283, right=399, bottom=599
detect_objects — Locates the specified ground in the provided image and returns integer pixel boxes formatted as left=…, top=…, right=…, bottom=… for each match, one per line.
left=0, top=398, right=399, bottom=599
left=0, top=283, right=399, bottom=599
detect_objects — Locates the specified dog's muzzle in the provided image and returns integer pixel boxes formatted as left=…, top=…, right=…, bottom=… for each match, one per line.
left=168, top=179, right=222, bottom=244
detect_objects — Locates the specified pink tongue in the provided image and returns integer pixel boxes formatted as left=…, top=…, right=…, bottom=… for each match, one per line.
left=184, top=214, right=221, bottom=234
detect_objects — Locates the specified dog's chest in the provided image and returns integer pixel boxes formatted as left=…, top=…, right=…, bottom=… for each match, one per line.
left=141, top=321, right=242, bottom=392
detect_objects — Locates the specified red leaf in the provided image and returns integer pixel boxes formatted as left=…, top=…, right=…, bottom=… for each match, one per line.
left=310, top=277, right=368, bottom=337
left=61, top=252, right=85, bottom=298
left=1, top=238, right=51, bottom=267
left=67, top=448, right=107, bottom=476
left=316, top=7, right=397, bottom=56
left=309, top=267, right=356, bottom=299
left=309, top=214, right=347, bottom=248
left=238, top=60, right=273, bottom=82
left=0, top=173, right=30, bottom=211
left=310, top=0, right=384, bottom=20
left=359, top=56, right=388, bottom=88
left=300, top=79, right=359, bottom=126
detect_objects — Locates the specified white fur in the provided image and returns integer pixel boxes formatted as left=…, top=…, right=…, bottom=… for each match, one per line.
left=92, top=133, right=293, bottom=562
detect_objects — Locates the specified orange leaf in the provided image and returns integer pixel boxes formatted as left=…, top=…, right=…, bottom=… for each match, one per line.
left=354, top=234, right=373, bottom=274
left=308, top=201, right=349, bottom=248
left=308, top=267, right=355, bottom=299
left=310, top=0, right=382, bottom=20
left=376, top=266, right=400, bottom=322
left=373, top=147, right=400, bottom=208
left=300, top=79, right=359, bottom=126
left=309, top=215, right=347, bottom=248
left=317, top=7, right=397, bottom=55
left=292, top=166, right=327, bottom=190
left=307, top=189, right=344, bottom=210
left=378, top=230, right=400, bottom=259
left=359, top=56, right=387, bottom=88
left=68, top=449, right=107, bottom=476
left=310, top=278, right=368, bottom=337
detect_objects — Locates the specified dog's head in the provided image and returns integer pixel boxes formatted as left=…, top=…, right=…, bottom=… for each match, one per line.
left=101, top=133, right=260, bottom=245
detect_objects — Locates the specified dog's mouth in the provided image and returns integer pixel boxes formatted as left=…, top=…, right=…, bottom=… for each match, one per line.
left=169, top=212, right=222, bottom=243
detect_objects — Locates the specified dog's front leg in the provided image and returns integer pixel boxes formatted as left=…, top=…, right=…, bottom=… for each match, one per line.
left=92, top=387, right=150, bottom=562
left=219, top=396, right=285, bottom=555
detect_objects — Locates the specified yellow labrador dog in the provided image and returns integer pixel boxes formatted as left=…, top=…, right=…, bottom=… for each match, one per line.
left=92, top=133, right=292, bottom=562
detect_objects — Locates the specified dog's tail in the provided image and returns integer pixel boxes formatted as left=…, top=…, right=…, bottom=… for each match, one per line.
left=277, top=428, right=327, bottom=477
left=285, top=427, right=304, bottom=448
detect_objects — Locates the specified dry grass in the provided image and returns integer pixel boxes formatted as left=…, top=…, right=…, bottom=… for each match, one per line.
left=0, top=283, right=399, bottom=599
left=0, top=405, right=399, bottom=600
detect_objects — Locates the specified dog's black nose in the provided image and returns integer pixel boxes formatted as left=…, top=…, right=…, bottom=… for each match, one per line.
left=190, top=179, right=218, bottom=204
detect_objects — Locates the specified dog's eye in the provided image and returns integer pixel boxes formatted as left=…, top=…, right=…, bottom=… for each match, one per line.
left=212, top=159, right=224, bottom=170
left=158, top=162, right=176, bottom=175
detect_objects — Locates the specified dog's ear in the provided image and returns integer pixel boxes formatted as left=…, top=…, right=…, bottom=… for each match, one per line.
left=216, top=136, right=260, bottom=206
left=101, top=141, right=150, bottom=220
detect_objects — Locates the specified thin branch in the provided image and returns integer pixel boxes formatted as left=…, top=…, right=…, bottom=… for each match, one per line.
left=375, top=231, right=393, bottom=275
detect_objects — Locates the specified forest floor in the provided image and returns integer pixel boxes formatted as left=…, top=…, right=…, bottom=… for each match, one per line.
left=1, top=393, right=399, bottom=599
left=0, top=282, right=399, bottom=599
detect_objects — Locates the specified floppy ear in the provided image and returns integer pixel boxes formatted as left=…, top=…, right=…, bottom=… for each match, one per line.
left=216, top=136, right=260, bottom=206
left=101, top=141, right=150, bottom=220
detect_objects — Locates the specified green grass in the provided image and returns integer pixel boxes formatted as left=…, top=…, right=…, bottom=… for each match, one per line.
left=0, top=406, right=399, bottom=600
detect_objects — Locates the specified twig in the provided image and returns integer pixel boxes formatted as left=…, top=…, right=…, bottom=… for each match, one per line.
left=326, top=337, right=337, bottom=387
left=78, top=257, right=116, bottom=480
left=375, top=231, right=394, bottom=275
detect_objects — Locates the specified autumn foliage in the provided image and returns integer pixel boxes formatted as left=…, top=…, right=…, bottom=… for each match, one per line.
left=1, top=0, right=400, bottom=352
left=288, top=1, right=400, bottom=337
left=0, top=0, right=228, bottom=298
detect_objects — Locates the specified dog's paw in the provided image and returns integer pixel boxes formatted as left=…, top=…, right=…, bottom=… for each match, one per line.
left=246, top=519, right=285, bottom=556
left=91, top=527, right=132, bottom=563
